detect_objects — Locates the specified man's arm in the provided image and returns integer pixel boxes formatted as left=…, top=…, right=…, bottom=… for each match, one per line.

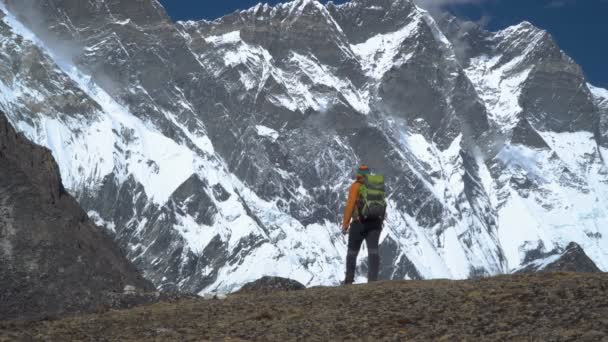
left=341, top=182, right=360, bottom=232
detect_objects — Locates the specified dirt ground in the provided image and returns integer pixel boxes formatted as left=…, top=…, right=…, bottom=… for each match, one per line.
left=1, top=272, right=607, bottom=341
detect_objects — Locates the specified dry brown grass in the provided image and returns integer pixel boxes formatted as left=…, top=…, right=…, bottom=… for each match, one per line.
left=1, top=272, right=608, bottom=341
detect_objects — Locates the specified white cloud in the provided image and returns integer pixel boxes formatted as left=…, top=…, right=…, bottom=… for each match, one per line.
left=414, top=0, right=490, bottom=17
left=474, top=13, right=492, bottom=27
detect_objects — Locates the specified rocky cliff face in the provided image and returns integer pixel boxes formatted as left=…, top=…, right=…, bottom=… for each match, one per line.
left=0, top=110, right=154, bottom=321
left=0, top=0, right=606, bottom=294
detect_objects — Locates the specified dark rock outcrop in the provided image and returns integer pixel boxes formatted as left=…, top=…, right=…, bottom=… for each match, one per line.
left=237, top=276, right=306, bottom=295
left=517, top=242, right=601, bottom=274
left=0, top=111, right=155, bottom=321
left=542, top=242, right=601, bottom=273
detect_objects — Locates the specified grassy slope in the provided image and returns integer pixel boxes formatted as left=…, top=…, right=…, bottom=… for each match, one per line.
left=1, top=273, right=607, bottom=341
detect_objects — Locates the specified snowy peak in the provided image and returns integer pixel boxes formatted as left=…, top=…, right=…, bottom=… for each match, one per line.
left=199, top=0, right=343, bottom=33
left=232, top=0, right=333, bottom=23
left=350, top=9, right=423, bottom=80
left=498, top=20, right=540, bottom=35
left=590, top=83, right=608, bottom=147
left=269, top=0, right=348, bottom=41
left=462, top=14, right=597, bottom=135
left=5, top=0, right=170, bottom=40
left=489, top=20, right=579, bottom=79
left=328, top=0, right=417, bottom=43
left=285, top=0, right=330, bottom=16
left=183, top=0, right=355, bottom=70
left=492, top=21, right=551, bottom=68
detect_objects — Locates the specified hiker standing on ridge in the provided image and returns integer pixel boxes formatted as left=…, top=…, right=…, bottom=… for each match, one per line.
left=341, top=165, right=387, bottom=284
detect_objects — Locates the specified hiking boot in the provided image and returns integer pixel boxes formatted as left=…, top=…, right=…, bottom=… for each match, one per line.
left=342, top=275, right=354, bottom=285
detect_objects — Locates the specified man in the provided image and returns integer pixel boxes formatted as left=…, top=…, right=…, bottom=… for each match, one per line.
left=341, top=165, right=387, bottom=285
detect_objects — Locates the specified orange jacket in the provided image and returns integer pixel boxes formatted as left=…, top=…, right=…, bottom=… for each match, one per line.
left=342, top=176, right=363, bottom=231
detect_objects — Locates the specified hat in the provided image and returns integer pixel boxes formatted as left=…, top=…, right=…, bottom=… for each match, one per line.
left=357, top=164, right=370, bottom=176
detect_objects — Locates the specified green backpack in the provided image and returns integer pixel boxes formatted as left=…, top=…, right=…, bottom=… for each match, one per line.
left=358, top=174, right=387, bottom=221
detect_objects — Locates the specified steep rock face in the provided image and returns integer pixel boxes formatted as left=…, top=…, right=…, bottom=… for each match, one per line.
left=0, top=0, right=606, bottom=295
left=589, top=84, right=608, bottom=147
left=328, top=0, right=417, bottom=43
left=457, top=18, right=608, bottom=275
left=0, top=111, right=154, bottom=321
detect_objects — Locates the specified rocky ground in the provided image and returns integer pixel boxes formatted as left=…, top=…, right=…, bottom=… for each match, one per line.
left=1, top=272, right=607, bottom=341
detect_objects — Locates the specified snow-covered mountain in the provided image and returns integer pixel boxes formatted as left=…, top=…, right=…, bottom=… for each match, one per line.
left=0, top=0, right=606, bottom=293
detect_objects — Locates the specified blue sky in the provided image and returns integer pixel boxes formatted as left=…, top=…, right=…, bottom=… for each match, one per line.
left=159, top=0, right=608, bottom=88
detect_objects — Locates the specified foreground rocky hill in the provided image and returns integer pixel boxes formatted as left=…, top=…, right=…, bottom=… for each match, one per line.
left=1, top=273, right=607, bottom=341
left=0, top=110, right=155, bottom=321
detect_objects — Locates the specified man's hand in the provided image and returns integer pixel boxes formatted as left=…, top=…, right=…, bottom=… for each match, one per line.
left=341, top=226, right=349, bottom=235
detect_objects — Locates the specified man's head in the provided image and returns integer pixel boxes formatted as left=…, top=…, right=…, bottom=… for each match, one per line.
left=356, top=165, right=370, bottom=179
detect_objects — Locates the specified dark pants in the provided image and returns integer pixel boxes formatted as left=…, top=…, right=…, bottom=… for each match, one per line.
left=345, top=219, right=382, bottom=284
